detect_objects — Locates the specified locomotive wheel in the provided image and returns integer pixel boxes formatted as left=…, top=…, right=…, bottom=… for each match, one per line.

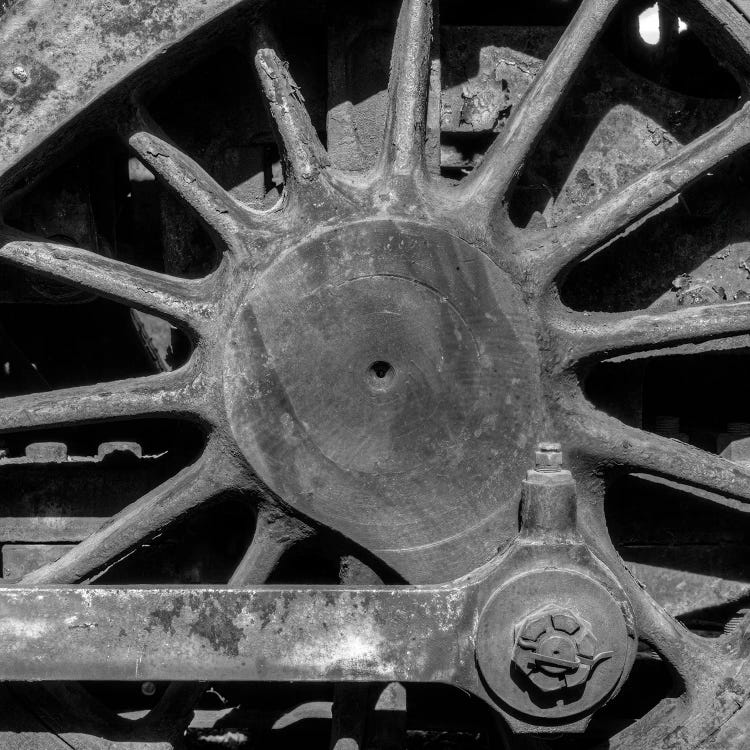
left=1, top=0, right=750, bottom=747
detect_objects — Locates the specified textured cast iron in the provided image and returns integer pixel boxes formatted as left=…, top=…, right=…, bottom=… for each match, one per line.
left=0, top=464, right=639, bottom=736
left=1, top=0, right=750, bottom=746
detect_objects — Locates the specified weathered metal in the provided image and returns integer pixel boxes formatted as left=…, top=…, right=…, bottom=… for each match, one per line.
left=223, top=217, right=541, bottom=581
left=0, top=0, right=749, bottom=745
left=479, top=570, right=630, bottom=720
left=512, top=605, right=613, bottom=693
left=0, top=584, right=470, bottom=684
left=0, top=0, right=264, bottom=197
left=0, top=454, right=640, bottom=737
left=472, top=464, right=636, bottom=726
left=533, top=442, right=563, bottom=471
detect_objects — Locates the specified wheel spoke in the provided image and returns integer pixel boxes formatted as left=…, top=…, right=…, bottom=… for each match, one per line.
left=142, top=681, right=205, bottom=738
left=618, top=561, right=721, bottom=684
left=21, top=441, right=249, bottom=584
left=554, top=302, right=750, bottom=365
left=379, top=0, right=434, bottom=178
left=229, top=503, right=312, bottom=585
left=585, top=490, right=724, bottom=687
left=610, top=572, right=733, bottom=749
left=458, top=0, right=620, bottom=219
left=144, top=506, right=312, bottom=735
left=0, top=228, right=212, bottom=333
left=537, top=103, right=750, bottom=279
left=251, top=25, right=331, bottom=189
left=575, top=408, right=750, bottom=740
left=693, top=0, right=750, bottom=77
left=574, top=407, right=750, bottom=510
left=0, top=368, right=204, bottom=434
left=129, top=120, right=249, bottom=253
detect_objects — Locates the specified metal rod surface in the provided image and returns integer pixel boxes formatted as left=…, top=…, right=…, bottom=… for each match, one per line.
left=0, top=586, right=471, bottom=683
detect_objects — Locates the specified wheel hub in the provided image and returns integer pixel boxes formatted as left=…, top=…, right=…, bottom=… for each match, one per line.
left=223, top=219, right=543, bottom=575
left=476, top=569, right=632, bottom=721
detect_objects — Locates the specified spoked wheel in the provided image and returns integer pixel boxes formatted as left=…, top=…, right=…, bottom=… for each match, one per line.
left=1, top=0, right=750, bottom=747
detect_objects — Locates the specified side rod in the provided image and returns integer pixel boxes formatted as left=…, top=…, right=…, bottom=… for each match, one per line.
left=0, top=585, right=475, bottom=684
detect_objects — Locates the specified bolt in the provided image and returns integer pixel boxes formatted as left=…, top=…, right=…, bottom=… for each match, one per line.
left=141, top=681, right=156, bottom=697
left=512, top=605, right=613, bottom=694
left=534, top=442, right=562, bottom=472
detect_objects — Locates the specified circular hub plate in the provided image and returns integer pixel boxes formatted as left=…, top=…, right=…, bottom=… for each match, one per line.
left=224, top=220, right=541, bottom=579
left=476, top=569, right=634, bottom=720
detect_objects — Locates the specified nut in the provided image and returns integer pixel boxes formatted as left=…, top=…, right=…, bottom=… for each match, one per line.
left=534, top=442, right=562, bottom=472
left=512, top=605, right=612, bottom=694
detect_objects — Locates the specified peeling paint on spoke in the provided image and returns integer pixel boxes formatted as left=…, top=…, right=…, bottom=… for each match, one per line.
left=552, top=303, right=750, bottom=365
left=458, top=0, right=620, bottom=222
left=251, top=27, right=331, bottom=189
left=0, top=368, right=206, bottom=434
left=536, top=103, right=750, bottom=281
left=0, top=228, right=213, bottom=333
left=572, top=407, right=750, bottom=510
left=379, top=0, right=434, bottom=178
left=129, top=123, right=251, bottom=255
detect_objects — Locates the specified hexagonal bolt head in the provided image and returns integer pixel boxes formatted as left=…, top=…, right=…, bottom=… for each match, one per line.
left=534, top=442, right=562, bottom=472
left=513, top=605, right=602, bottom=694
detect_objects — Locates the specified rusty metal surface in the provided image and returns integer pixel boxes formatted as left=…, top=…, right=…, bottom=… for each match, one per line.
left=0, top=460, right=647, bottom=738
left=1, top=0, right=750, bottom=745
left=0, top=584, right=469, bottom=683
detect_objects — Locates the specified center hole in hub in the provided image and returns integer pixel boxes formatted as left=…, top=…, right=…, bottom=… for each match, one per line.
left=367, top=361, right=396, bottom=390
left=370, top=361, right=392, bottom=379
